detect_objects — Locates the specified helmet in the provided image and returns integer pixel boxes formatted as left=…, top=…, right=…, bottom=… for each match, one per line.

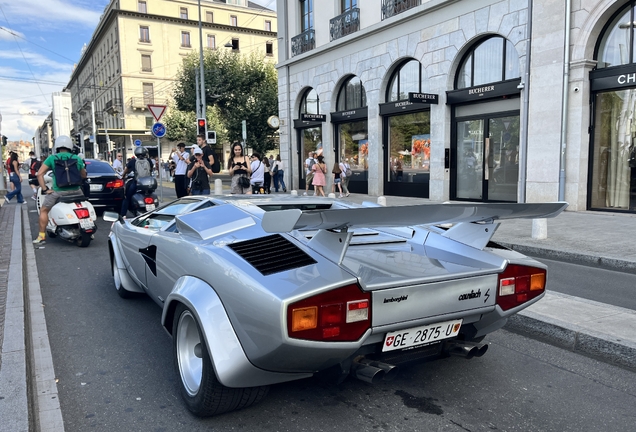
left=134, top=146, right=148, bottom=158
left=54, top=135, right=73, bottom=152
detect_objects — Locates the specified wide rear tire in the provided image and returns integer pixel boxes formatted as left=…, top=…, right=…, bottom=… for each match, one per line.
left=172, top=304, right=269, bottom=417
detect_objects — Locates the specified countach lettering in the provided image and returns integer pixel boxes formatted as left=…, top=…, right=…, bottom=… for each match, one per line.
left=458, top=289, right=481, bottom=301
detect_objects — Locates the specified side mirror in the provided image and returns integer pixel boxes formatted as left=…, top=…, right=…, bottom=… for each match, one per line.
left=103, top=211, right=121, bottom=223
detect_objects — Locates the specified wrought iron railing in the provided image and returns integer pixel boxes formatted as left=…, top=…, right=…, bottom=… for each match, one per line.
left=381, top=0, right=421, bottom=20
left=105, top=99, right=122, bottom=115
left=129, top=97, right=164, bottom=109
left=291, top=29, right=315, bottom=57
left=330, top=8, right=360, bottom=41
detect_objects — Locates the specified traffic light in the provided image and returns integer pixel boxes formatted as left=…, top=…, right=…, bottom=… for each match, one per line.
left=1, top=135, right=7, bottom=146
left=207, top=130, right=216, bottom=144
left=197, top=118, right=207, bottom=137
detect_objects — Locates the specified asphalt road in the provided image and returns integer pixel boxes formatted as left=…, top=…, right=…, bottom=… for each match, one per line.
left=24, top=200, right=636, bottom=432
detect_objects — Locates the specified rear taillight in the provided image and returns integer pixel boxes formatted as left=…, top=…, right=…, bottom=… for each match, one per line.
left=287, top=284, right=371, bottom=342
left=73, top=208, right=90, bottom=219
left=106, top=179, right=124, bottom=188
left=496, top=264, right=546, bottom=311
left=144, top=197, right=155, bottom=204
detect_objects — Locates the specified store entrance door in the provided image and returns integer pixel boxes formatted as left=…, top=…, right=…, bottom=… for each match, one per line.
left=453, top=113, right=519, bottom=202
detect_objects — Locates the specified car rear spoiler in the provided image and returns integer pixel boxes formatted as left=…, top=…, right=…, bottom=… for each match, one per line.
left=261, top=202, right=568, bottom=233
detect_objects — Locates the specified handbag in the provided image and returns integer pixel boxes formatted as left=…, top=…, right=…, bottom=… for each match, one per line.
left=272, top=163, right=279, bottom=174
left=238, top=175, right=250, bottom=189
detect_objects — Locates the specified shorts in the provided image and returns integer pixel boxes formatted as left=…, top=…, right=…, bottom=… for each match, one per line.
left=41, top=189, right=85, bottom=210
left=334, top=178, right=341, bottom=184
left=28, top=174, right=38, bottom=186
left=306, top=172, right=314, bottom=185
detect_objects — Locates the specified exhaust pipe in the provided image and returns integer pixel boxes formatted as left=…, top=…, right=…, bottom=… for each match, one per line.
left=447, top=342, right=489, bottom=360
left=351, top=357, right=399, bottom=383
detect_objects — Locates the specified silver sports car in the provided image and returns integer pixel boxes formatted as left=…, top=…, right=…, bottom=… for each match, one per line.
left=105, top=196, right=567, bottom=416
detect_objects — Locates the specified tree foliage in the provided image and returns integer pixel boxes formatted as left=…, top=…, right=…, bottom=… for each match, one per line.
left=173, top=50, right=278, bottom=155
left=163, top=104, right=227, bottom=146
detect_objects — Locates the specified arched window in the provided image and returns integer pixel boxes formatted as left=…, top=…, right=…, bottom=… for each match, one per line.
left=336, top=76, right=366, bottom=111
left=456, top=36, right=520, bottom=89
left=386, top=59, right=421, bottom=102
left=596, top=2, right=636, bottom=68
left=299, top=88, right=319, bottom=115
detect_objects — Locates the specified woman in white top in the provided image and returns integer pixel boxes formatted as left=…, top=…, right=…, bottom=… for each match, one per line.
left=271, top=154, right=287, bottom=192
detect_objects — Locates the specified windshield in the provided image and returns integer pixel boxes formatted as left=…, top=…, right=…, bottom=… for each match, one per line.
left=130, top=198, right=215, bottom=230
left=85, top=159, right=115, bottom=174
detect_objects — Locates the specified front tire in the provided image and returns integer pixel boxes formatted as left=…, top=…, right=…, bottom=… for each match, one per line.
left=172, top=304, right=269, bottom=417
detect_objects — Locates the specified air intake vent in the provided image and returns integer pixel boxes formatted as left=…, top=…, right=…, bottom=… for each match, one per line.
left=227, top=234, right=317, bottom=276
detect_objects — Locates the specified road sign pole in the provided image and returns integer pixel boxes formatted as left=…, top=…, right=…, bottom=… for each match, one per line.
left=157, top=135, right=163, bottom=204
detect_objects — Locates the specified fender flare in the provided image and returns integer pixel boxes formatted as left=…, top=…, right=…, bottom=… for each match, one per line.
left=162, top=276, right=311, bottom=388
left=108, top=235, right=144, bottom=294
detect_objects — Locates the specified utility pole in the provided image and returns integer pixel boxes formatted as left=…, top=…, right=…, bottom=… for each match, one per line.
left=198, top=0, right=206, bottom=119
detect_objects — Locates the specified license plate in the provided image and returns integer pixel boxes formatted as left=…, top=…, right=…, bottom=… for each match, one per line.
left=382, top=319, right=463, bottom=352
left=79, top=218, right=94, bottom=229
left=145, top=204, right=155, bottom=212
left=89, top=184, right=103, bottom=192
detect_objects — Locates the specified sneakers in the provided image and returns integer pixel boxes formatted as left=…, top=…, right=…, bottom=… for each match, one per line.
left=339, top=193, right=344, bottom=198
left=4, top=196, right=9, bottom=204
left=283, top=188, right=287, bottom=193
left=20, top=201, right=27, bottom=204
left=32, top=236, right=46, bottom=245
left=303, top=192, right=308, bottom=196
left=31, top=195, right=36, bottom=201
left=345, top=193, right=350, bottom=197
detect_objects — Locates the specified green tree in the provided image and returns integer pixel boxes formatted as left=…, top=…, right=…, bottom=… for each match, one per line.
left=163, top=104, right=228, bottom=146
left=173, top=50, right=278, bottom=155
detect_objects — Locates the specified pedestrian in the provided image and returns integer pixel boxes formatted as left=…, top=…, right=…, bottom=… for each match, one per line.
left=196, top=133, right=216, bottom=169
left=332, top=161, right=343, bottom=198
left=250, top=153, right=265, bottom=194
left=120, top=146, right=151, bottom=217
left=27, top=151, right=42, bottom=200
left=4, top=152, right=26, bottom=204
left=262, top=156, right=272, bottom=194
left=311, top=155, right=327, bottom=197
left=5, top=152, right=15, bottom=192
left=268, top=154, right=274, bottom=168
left=228, top=142, right=251, bottom=194
left=187, top=147, right=213, bottom=195
left=112, top=152, right=124, bottom=177
left=339, top=158, right=351, bottom=197
left=172, top=143, right=190, bottom=198
left=303, top=152, right=317, bottom=196
left=271, top=154, right=287, bottom=192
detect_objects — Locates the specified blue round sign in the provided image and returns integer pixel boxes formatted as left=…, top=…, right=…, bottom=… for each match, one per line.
left=152, top=122, right=167, bottom=138
left=134, top=139, right=142, bottom=147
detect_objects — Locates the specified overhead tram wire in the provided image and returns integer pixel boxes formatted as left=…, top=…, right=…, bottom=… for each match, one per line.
left=0, top=5, right=51, bottom=107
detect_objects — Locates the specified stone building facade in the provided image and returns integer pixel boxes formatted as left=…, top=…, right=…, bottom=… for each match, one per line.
left=276, top=0, right=636, bottom=214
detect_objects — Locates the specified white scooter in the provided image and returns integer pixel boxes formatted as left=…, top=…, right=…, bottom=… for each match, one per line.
left=36, top=172, right=98, bottom=247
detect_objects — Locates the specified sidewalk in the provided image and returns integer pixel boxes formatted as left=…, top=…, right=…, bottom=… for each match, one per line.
left=1, top=189, right=635, bottom=431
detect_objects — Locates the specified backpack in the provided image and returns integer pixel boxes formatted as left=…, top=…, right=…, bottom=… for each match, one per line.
left=211, top=150, right=221, bottom=173
left=307, top=158, right=315, bottom=173
left=53, top=155, right=83, bottom=188
left=344, top=163, right=352, bottom=177
left=30, top=158, right=41, bottom=176
left=135, top=158, right=152, bottom=179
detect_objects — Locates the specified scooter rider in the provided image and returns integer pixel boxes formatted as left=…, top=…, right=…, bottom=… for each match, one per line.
left=33, top=135, right=87, bottom=245
left=120, top=146, right=150, bottom=217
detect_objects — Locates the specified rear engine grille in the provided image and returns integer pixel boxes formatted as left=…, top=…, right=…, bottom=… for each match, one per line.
left=227, top=234, right=317, bottom=276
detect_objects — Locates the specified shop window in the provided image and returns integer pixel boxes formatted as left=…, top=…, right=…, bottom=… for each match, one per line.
left=337, top=76, right=366, bottom=111
left=597, top=2, right=636, bottom=68
left=300, top=88, right=319, bottom=115
left=387, top=112, right=430, bottom=184
left=456, top=36, right=520, bottom=89
left=387, top=59, right=421, bottom=102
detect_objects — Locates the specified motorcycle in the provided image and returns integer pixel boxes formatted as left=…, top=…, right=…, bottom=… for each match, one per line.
left=125, top=174, right=159, bottom=217
left=36, top=172, right=97, bottom=247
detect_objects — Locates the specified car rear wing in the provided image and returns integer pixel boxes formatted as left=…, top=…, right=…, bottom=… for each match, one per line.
left=261, top=202, right=568, bottom=233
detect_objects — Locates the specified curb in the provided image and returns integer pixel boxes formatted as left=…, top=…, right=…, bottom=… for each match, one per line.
left=496, top=242, right=636, bottom=275
left=21, top=205, right=65, bottom=432
left=504, top=293, right=636, bottom=371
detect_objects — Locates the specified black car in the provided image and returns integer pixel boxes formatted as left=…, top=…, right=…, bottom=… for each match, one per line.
left=83, top=159, right=124, bottom=212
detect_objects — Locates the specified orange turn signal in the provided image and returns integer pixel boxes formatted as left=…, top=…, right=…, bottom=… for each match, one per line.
left=530, top=273, right=545, bottom=291
left=291, top=306, right=317, bottom=332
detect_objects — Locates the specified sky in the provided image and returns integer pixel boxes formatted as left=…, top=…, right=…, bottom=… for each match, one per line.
left=0, top=0, right=276, bottom=142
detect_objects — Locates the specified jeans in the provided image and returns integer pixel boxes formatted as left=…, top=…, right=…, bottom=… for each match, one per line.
left=120, top=179, right=137, bottom=217
left=274, top=170, right=286, bottom=192
left=174, top=175, right=188, bottom=198
left=5, top=173, right=24, bottom=203
left=191, top=189, right=210, bottom=195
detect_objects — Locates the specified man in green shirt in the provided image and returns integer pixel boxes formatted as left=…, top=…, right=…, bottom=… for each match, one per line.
left=33, top=135, right=87, bottom=245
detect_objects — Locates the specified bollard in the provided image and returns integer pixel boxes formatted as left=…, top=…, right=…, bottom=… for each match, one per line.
left=377, top=196, right=387, bottom=206
left=214, top=178, right=223, bottom=195
left=328, top=193, right=336, bottom=198
left=532, top=218, right=547, bottom=240
left=290, top=190, right=298, bottom=196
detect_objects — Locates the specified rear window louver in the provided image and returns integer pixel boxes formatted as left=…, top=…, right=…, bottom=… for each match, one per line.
left=227, top=234, right=317, bottom=276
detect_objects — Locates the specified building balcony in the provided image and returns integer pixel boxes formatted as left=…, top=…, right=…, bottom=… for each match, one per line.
left=291, top=29, right=315, bottom=57
left=94, top=112, right=104, bottom=125
left=105, top=98, right=122, bottom=115
left=330, top=8, right=360, bottom=42
left=129, top=97, right=165, bottom=110
left=381, top=0, right=421, bottom=20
